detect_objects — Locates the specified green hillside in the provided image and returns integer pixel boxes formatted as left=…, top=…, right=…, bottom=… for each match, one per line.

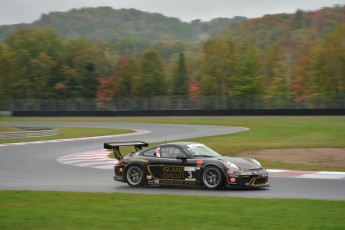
left=219, top=5, right=345, bottom=48
left=0, top=7, right=246, bottom=43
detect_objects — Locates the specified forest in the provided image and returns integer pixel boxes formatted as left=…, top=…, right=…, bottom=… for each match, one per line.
left=0, top=5, right=344, bottom=110
left=0, top=7, right=246, bottom=43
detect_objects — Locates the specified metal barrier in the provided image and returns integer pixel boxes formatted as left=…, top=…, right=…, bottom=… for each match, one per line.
left=0, top=95, right=344, bottom=112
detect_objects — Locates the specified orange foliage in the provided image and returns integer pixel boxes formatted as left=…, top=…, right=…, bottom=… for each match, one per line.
left=188, top=81, right=201, bottom=99
left=96, top=76, right=117, bottom=100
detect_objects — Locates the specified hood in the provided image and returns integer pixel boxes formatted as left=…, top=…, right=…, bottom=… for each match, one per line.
left=219, top=156, right=262, bottom=170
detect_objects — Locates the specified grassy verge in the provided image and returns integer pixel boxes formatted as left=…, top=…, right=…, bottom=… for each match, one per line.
left=2, top=116, right=344, bottom=150
left=0, top=191, right=344, bottom=230
left=0, top=125, right=21, bottom=132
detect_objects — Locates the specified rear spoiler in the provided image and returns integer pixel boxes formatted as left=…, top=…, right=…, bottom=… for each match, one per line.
left=104, top=141, right=149, bottom=160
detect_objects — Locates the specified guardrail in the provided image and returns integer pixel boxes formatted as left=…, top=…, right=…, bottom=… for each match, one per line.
left=0, top=129, right=58, bottom=139
left=1, top=94, right=344, bottom=111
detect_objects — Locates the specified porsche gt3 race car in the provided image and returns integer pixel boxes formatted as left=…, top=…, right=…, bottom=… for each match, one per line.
left=104, top=141, right=269, bottom=190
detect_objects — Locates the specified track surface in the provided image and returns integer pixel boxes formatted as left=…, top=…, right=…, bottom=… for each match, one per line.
left=0, top=122, right=344, bottom=200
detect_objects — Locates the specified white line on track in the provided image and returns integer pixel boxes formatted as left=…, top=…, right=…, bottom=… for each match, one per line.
left=57, top=150, right=345, bottom=179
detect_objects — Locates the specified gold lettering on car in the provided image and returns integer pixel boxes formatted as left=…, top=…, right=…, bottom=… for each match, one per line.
left=162, top=166, right=185, bottom=179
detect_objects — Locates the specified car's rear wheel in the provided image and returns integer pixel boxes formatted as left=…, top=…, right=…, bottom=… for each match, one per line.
left=202, top=166, right=223, bottom=190
left=126, top=165, right=145, bottom=187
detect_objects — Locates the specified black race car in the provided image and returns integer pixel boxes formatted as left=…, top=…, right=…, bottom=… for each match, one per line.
left=104, top=141, right=269, bottom=190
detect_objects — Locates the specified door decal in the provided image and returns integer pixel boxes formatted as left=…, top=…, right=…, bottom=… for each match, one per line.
left=148, top=165, right=197, bottom=181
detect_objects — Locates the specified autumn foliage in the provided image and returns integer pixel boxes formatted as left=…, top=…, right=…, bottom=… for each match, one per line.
left=0, top=5, right=344, bottom=109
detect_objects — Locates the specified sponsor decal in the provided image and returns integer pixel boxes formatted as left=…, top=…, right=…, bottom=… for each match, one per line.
left=147, top=175, right=152, bottom=180
left=119, top=168, right=123, bottom=172
left=149, top=166, right=196, bottom=181
left=163, top=166, right=185, bottom=180
left=161, top=180, right=196, bottom=185
left=227, top=169, right=234, bottom=174
left=184, top=167, right=196, bottom=172
left=257, top=172, right=268, bottom=178
left=187, top=143, right=205, bottom=148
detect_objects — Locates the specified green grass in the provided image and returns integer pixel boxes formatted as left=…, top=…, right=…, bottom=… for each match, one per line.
left=2, top=116, right=344, bottom=150
left=0, top=127, right=133, bottom=144
left=0, top=191, right=344, bottom=230
left=0, top=125, right=21, bottom=132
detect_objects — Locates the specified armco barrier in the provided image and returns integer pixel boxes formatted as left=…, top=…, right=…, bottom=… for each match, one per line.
left=0, top=111, right=12, bottom=116
left=12, top=109, right=345, bottom=116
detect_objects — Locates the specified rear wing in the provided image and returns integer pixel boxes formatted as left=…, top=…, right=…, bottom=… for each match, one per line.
left=104, top=141, right=149, bottom=160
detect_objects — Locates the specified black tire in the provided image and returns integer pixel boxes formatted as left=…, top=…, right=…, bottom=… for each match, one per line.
left=202, top=166, right=223, bottom=190
left=126, top=165, right=145, bottom=187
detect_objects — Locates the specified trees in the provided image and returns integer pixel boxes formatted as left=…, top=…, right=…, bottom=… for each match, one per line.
left=4, top=27, right=110, bottom=99
left=322, top=24, right=345, bottom=94
left=0, top=44, right=17, bottom=100
left=172, top=53, right=189, bottom=95
left=230, top=43, right=262, bottom=98
left=116, top=56, right=140, bottom=97
left=262, top=43, right=293, bottom=107
left=59, top=38, right=109, bottom=98
left=200, top=39, right=236, bottom=97
left=0, top=6, right=344, bottom=110
left=6, top=27, right=63, bottom=99
left=307, top=23, right=345, bottom=109
left=134, top=50, right=167, bottom=97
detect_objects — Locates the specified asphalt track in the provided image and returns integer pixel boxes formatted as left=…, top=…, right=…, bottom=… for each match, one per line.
left=0, top=122, right=344, bottom=200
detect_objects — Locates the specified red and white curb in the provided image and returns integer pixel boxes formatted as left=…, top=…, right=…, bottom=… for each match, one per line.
left=268, top=169, right=345, bottom=179
left=57, top=150, right=345, bottom=180
left=57, top=149, right=117, bottom=170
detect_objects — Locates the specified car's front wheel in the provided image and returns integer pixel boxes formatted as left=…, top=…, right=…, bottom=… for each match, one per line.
left=202, top=166, right=223, bottom=190
left=126, top=165, right=145, bottom=187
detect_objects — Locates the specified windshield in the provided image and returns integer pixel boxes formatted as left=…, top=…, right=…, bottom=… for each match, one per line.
left=186, top=144, right=222, bottom=157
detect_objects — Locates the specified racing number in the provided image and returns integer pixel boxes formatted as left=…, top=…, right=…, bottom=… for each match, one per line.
left=187, top=171, right=193, bottom=179
left=184, top=168, right=196, bottom=181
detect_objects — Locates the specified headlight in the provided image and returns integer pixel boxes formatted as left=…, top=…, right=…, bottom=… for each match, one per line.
left=251, top=159, right=262, bottom=167
left=225, top=161, right=239, bottom=170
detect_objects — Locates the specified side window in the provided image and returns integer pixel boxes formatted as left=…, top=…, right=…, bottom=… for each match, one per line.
left=141, top=148, right=156, bottom=157
left=161, top=147, right=185, bottom=158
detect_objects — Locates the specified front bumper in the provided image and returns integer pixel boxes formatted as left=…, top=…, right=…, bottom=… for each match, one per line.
left=226, top=170, right=269, bottom=188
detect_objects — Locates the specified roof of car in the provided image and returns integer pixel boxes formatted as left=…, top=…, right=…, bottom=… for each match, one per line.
left=158, top=142, right=202, bottom=148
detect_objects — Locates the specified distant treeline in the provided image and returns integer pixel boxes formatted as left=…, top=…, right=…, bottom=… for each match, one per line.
left=0, top=7, right=246, bottom=43
left=0, top=5, right=344, bottom=109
